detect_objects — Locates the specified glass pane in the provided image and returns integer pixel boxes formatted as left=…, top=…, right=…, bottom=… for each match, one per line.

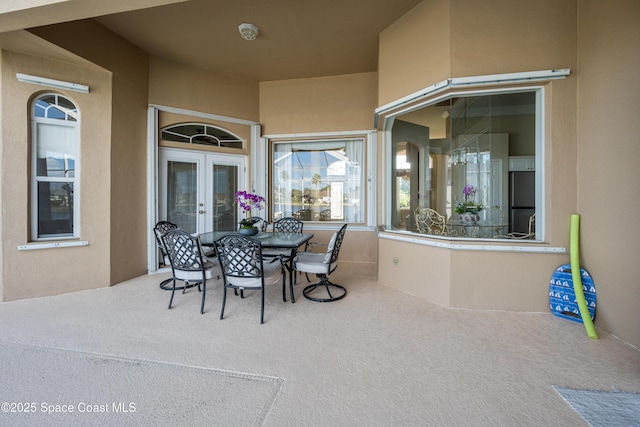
left=33, top=95, right=77, bottom=121
left=272, top=139, right=364, bottom=222
left=391, top=91, right=537, bottom=239
left=212, top=164, right=238, bottom=231
left=37, top=182, right=73, bottom=237
left=36, top=123, right=75, bottom=177
left=166, top=161, right=198, bottom=233
left=160, top=123, right=243, bottom=149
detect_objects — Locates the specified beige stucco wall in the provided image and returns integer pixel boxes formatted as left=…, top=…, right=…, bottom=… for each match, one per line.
left=260, top=73, right=379, bottom=277
left=378, top=0, right=451, bottom=106
left=376, top=1, right=580, bottom=313
left=149, top=56, right=259, bottom=123
left=259, top=72, right=378, bottom=134
left=376, top=0, right=640, bottom=348
left=1, top=50, right=112, bottom=300
left=30, top=19, right=150, bottom=285
left=577, top=0, right=640, bottom=347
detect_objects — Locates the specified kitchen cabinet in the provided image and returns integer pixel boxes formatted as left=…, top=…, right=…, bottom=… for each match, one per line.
left=509, top=156, right=535, bottom=171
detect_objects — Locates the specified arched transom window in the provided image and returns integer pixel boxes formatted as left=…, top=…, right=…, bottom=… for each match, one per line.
left=161, top=123, right=243, bottom=149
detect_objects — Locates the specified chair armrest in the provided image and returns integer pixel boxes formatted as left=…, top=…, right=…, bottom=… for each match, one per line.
left=304, top=241, right=327, bottom=253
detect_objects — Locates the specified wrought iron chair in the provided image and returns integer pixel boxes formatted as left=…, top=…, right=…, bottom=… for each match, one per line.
left=249, top=216, right=268, bottom=232
left=294, top=224, right=347, bottom=302
left=262, top=217, right=304, bottom=295
left=161, top=230, right=221, bottom=314
left=154, top=221, right=178, bottom=268
left=215, top=234, right=286, bottom=324
left=414, top=207, right=455, bottom=236
left=154, top=221, right=178, bottom=290
left=271, top=217, right=304, bottom=233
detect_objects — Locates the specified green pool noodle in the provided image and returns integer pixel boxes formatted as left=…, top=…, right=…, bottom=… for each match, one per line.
left=570, top=214, right=598, bottom=339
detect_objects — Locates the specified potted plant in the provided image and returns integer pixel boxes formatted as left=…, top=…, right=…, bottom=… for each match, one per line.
left=454, top=184, right=483, bottom=224
left=235, top=191, right=265, bottom=235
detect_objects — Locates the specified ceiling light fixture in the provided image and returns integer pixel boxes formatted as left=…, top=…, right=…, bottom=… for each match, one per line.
left=238, top=23, right=259, bottom=41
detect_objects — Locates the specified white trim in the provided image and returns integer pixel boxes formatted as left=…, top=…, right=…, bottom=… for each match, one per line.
left=18, top=241, right=89, bottom=251
left=378, top=231, right=565, bottom=253
left=17, top=73, right=89, bottom=93
left=265, top=130, right=375, bottom=227
left=147, top=104, right=257, bottom=274
left=366, top=131, right=377, bottom=227
left=147, top=107, right=159, bottom=272
left=374, top=69, right=570, bottom=126
left=149, top=104, right=258, bottom=126
left=263, top=129, right=371, bottom=139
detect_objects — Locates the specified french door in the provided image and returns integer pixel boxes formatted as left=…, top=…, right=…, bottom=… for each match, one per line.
left=159, top=148, right=246, bottom=234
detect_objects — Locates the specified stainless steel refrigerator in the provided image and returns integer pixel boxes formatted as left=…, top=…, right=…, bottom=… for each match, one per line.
left=509, top=171, right=535, bottom=234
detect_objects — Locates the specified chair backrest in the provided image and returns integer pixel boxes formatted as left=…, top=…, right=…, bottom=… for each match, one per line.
left=215, top=234, right=263, bottom=280
left=249, top=216, right=267, bottom=232
left=162, top=229, right=206, bottom=273
left=325, top=224, right=347, bottom=266
left=414, top=207, right=447, bottom=235
left=273, top=217, right=303, bottom=233
left=154, top=221, right=178, bottom=260
left=216, top=211, right=236, bottom=231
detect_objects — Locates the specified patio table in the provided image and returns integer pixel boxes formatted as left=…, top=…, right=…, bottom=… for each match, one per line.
left=199, top=230, right=314, bottom=303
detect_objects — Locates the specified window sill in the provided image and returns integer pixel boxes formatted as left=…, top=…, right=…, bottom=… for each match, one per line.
left=378, top=228, right=565, bottom=254
left=18, top=240, right=89, bottom=251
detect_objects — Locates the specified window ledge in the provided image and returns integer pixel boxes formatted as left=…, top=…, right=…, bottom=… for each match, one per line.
left=18, top=240, right=89, bottom=251
left=378, top=229, right=565, bottom=254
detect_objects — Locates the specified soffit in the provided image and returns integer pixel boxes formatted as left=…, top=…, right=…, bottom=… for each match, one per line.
left=0, top=30, right=102, bottom=69
left=0, top=0, right=188, bottom=33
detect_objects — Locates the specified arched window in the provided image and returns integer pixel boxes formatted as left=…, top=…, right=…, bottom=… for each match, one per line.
left=161, top=123, right=243, bottom=149
left=31, top=94, right=80, bottom=240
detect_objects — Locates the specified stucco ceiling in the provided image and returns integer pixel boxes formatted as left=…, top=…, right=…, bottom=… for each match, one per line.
left=93, top=0, right=423, bottom=82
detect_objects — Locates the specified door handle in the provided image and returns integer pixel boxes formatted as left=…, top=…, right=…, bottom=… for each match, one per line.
left=199, top=210, right=205, bottom=214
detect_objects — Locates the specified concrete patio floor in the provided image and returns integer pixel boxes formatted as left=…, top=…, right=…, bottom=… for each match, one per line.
left=0, top=271, right=638, bottom=426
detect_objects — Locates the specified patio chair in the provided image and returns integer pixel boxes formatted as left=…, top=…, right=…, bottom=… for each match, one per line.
left=415, top=207, right=455, bottom=236
left=262, top=217, right=304, bottom=299
left=162, top=230, right=221, bottom=314
left=153, top=221, right=179, bottom=290
left=497, top=213, right=536, bottom=239
left=294, top=224, right=347, bottom=302
left=154, top=221, right=178, bottom=268
left=249, top=216, right=268, bottom=232
left=215, top=234, right=286, bottom=324
left=270, top=217, right=304, bottom=233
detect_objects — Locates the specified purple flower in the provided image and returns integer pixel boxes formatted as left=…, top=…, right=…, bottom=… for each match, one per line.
left=235, top=191, right=265, bottom=218
left=463, top=184, right=476, bottom=197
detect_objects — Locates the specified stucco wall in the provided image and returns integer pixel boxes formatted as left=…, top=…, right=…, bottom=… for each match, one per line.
left=260, top=72, right=379, bottom=277
left=1, top=50, right=112, bottom=300
left=378, top=0, right=451, bottom=106
left=577, top=0, right=640, bottom=347
left=376, top=0, right=640, bottom=349
left=30, top=20, right=151, bottom=285
left=376, top=0, right=580, bottom=313
left=259, top=72, right=378, bottom=135
left=149, top=56, right=259, bottom=122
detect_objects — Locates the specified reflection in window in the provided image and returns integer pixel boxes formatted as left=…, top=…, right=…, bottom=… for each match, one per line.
left=390, top=91, right=538, bottom=239
left=272, top=139, right=364, bottom=223
left=31, top=94, right=79, bottom=239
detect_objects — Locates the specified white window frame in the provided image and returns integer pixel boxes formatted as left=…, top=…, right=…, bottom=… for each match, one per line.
left=377, top=70, right=570, bottom=243
left=30, top=93, right=80, bottom=241
left=262, top=130, right=376, bottom=230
